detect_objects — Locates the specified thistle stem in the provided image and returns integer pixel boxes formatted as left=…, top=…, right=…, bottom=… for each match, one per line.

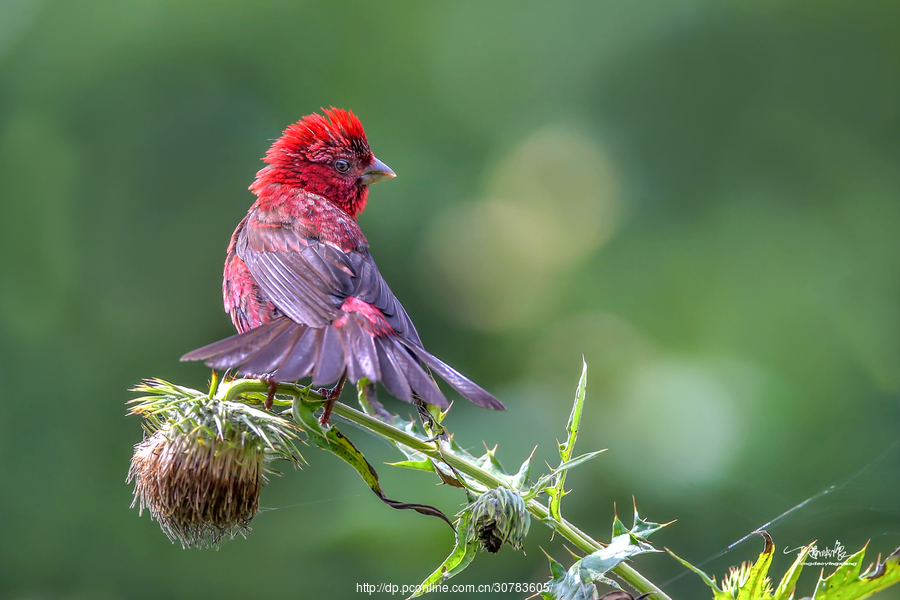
left=220, top=379, right=672, bottom=600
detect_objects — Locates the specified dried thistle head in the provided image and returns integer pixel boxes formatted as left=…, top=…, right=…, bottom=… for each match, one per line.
left=127, top=379, right=303, bottom=548
left=468, top=487, right=530, bottom=553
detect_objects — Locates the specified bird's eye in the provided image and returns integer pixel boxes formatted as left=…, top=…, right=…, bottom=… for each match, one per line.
left=334, top=159, right=351, bottom=173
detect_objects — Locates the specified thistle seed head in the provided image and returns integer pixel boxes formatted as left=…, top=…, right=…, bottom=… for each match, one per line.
left=127, top=379, right=303, bottom=548
left=128, top=429, right=264, bottom=547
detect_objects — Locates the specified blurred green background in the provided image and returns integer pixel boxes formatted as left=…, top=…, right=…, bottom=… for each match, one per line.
left=2, top=1, right=900, bottom=598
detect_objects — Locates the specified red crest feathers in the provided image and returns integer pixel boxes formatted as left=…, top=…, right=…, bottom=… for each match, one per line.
left=266, top=107, right=371, bottom=166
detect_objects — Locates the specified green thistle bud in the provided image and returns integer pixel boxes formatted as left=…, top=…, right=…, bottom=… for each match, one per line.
left=127, top=379, right=303, bottom=548
left=468, top=487, right=531, bottom=553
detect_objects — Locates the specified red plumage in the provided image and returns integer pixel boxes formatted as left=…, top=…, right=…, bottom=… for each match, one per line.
left=182, top=108, right=504, bottom=413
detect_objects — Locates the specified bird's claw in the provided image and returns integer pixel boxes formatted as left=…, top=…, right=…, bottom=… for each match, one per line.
left=314, top=373, right=347, bottom=425
left=257, top=374, right=278, bottom=410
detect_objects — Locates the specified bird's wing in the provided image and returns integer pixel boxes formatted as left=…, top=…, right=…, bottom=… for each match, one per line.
left=238, top=209, right=422, bottom=345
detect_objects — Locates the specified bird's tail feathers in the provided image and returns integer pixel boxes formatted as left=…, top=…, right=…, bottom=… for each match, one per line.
left=398, top=340, right=505, bottom=410
left=180, top=316, right=504, bottom=410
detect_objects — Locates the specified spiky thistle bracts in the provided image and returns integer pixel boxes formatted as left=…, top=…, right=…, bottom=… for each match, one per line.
left=468, top=487, right=531, bottom=553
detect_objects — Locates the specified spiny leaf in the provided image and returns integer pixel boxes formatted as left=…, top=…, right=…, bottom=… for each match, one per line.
left=409, top=511, right=478, bottom=598
left=291, top=397, right=452, bottom=527
left=476, top=443, right=509, bottom=478
left=432, top=462, right=466, bottom=488
left=542, top=533, right=660, bottom=600
left=772, top=542, right=812, bottom=600
left=666, top=532, right=774, bottom=600
left=667, top=534, right=900, bottom=600
left=559, top=358, right=588, bottom=462
left=666, top=547, right=722, bottom=594
left=364, top=384, right=528, bottom=492
left=542, top=502, right=668, bottom=600
left=550, top=359, right=588, bottom=522
left=813, top=544, right=900, bottom=600
left=611, top=508, right=629, bottom=540
left=387, top=459, right=436, bottom=473
left=738, top=533, right=775, bottom=600
left=528, top=450, right=606, bottom=500
left=543, top=547, right=567, bottom=580
left=630, top=499, right=672, bottom=542
left=512, top=447, right=537, bottom=490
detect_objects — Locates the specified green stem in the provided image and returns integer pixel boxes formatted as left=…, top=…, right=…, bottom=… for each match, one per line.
left=221, top=379, right=672, bottom=600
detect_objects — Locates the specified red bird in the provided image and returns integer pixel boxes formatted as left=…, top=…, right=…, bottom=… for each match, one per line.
left=182, top=108, right=504, bottom=420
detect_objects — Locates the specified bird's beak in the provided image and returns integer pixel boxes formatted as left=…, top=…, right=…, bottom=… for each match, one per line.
left=359, top=157, right=396, bottom=185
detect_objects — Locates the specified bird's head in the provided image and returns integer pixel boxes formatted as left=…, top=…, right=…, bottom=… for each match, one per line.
left=252, top=108, right=396, bottom=217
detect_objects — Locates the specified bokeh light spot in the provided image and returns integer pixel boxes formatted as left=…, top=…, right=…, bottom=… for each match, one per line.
left=606, top=358, right=746, bottom=490
left=424, top=126, right=620, bottom=331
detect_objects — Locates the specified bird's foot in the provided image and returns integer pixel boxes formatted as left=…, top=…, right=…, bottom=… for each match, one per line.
left=258, top=374, right=278, bottom=410
left=314, top=373, right=347, bottom=425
